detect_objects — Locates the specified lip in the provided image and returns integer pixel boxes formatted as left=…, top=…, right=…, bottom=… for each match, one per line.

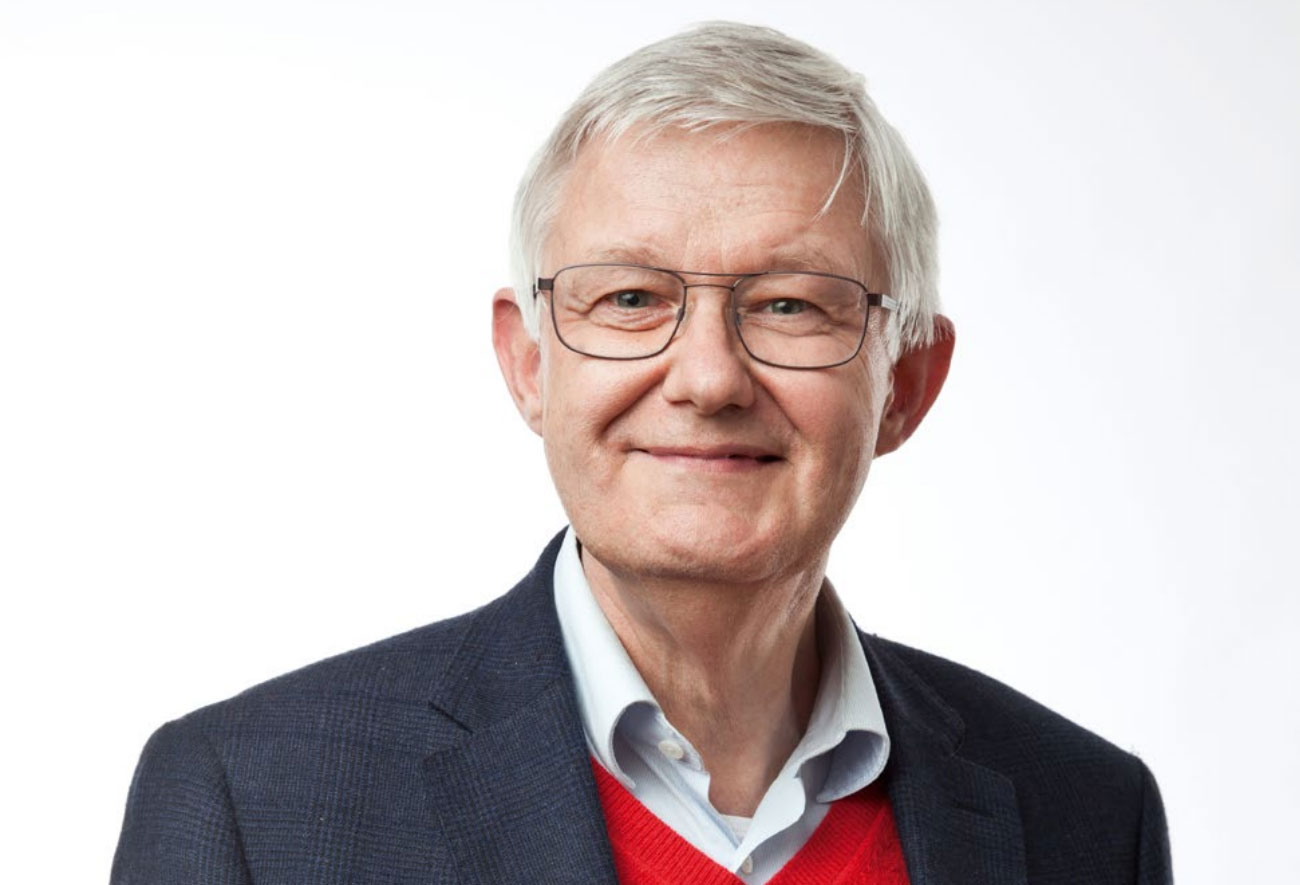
left=631, top=445, right=785, bottom=472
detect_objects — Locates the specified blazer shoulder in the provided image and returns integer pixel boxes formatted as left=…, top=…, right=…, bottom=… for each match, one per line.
left=865, top=634, right=1158, bottom=795
left=164, top=531, right=567, bottom=740
left=114, top=600, right=523, bottom=883
left=865, top=635, right=1172, bottom=882
left=170, top=594, right=524, bottom=757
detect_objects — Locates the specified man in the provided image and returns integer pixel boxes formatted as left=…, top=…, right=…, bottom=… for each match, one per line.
left=113, top=22, right=1171, bottom=884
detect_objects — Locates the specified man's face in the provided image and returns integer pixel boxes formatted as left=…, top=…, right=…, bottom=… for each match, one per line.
left=502, top=124, right=901, bottom=586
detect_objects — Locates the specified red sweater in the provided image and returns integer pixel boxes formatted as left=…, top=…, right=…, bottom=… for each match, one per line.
left=592, top=760, right=911, bottom=884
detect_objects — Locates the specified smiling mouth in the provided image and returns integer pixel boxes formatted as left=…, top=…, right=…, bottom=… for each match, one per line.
left=632, top=447, right=784, bottom=467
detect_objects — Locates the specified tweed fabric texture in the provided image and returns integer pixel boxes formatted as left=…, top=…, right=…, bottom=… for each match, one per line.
left=112, top=530, right=1172, bottom=884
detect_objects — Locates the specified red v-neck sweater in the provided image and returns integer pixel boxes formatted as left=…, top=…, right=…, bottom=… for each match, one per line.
left=591, top=760, right=911, bottom=884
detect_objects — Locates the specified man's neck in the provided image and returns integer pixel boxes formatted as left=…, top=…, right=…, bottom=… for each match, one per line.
left=580, top=549, right=825, bottom=817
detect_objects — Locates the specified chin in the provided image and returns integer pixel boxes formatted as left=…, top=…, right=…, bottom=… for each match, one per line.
left=583, top=511, right=807, bottom=586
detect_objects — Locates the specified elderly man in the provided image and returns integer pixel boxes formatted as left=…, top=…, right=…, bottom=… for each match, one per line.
left=113, top=22, right=1171, bottom=885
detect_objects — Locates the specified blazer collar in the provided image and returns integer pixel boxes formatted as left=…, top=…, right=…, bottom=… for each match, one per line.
left=863, top=634, right=1029, bottom=884
left=422, top=531, right=618, bottom=884
left=422, top=532, right=1026, bottom=884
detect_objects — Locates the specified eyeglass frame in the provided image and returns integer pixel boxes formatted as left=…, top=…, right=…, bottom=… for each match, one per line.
left=533, top=263, right=899, bottom=370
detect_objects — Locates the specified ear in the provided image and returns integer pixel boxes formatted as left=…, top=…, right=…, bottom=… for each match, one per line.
left=491, top=287, right=544, bottom=436
left=875, top=315, right=955, bottom=456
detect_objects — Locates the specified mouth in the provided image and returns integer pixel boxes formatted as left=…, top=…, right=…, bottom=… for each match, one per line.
left=632, top=446, right=785, bottom=470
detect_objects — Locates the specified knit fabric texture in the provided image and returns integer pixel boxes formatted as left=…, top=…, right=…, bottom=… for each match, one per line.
left=592, top=760, right=910, bottom=885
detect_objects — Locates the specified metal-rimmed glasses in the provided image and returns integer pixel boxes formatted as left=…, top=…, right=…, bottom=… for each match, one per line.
left=534, top=263, right=897, bottom=370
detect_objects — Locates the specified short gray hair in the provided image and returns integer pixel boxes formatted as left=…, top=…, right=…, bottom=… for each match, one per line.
left=509, top=21, right=940, bottom=358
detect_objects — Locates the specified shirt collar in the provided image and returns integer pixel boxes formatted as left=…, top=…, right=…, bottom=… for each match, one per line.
left=553, top=527, right=654, bottom=788
left=552, top=526, right=890, bottom=798
left=795, top=578, right=891, bottom=801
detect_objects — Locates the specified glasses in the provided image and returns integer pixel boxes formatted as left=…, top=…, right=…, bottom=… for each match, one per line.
left=534, top=263, right=897, bottom=370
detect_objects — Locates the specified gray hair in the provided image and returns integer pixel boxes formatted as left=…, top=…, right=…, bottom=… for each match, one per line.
left=509, top=21, right=940, bottom=358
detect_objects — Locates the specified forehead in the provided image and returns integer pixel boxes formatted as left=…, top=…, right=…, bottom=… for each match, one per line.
left=545, top=123, right=875, bottom=281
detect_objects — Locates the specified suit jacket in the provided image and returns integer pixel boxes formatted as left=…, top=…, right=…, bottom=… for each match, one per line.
left=112, top=532, right=1172, bottom=884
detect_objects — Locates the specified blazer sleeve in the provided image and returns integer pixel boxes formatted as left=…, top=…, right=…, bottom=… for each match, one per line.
left=1137, top=760, right=1174, bottom=885
left=111, top=718, right=253, bottom=885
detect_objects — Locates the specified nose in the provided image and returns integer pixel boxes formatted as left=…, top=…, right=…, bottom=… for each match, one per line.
left=659, top=286, right=756, bottom=415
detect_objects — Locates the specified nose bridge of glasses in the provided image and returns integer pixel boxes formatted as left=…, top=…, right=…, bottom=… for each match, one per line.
left=681, top=279, right=743, bottom=296
left=676, top=279, right=743, bottom=328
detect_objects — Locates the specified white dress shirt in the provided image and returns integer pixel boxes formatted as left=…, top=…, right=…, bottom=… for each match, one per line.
left=553, top=528, right=891, bottom=883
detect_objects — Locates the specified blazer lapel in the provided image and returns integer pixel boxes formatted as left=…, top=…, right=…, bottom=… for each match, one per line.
left=863, top=635, right=1028, bottom=885
left=422, top=534, right=618, bottom=884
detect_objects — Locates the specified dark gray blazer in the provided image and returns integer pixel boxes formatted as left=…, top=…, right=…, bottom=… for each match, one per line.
left=112, top=532, right=1172, bottom=883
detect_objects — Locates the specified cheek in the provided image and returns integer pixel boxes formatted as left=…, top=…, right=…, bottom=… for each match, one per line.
left=539, top=352, right=658, bottom=471
left=780, top=374, right=882, bottom=485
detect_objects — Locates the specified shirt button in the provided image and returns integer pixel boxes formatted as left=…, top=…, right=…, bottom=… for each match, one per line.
left=656, top=738, right=685, bottom=761
left=741, top=856, right=754, bottom=875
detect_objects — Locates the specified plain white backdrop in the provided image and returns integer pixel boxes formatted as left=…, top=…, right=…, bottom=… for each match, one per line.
left=2, top=0, right=1296, bottom=880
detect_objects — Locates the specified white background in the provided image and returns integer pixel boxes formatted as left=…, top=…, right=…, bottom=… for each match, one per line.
left=2, top=0, right=1296, bottom=880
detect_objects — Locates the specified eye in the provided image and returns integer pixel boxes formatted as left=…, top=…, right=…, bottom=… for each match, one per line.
left=765, top=298, right=808, bottom=315
left=609, top=289, right=656, bottom=309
